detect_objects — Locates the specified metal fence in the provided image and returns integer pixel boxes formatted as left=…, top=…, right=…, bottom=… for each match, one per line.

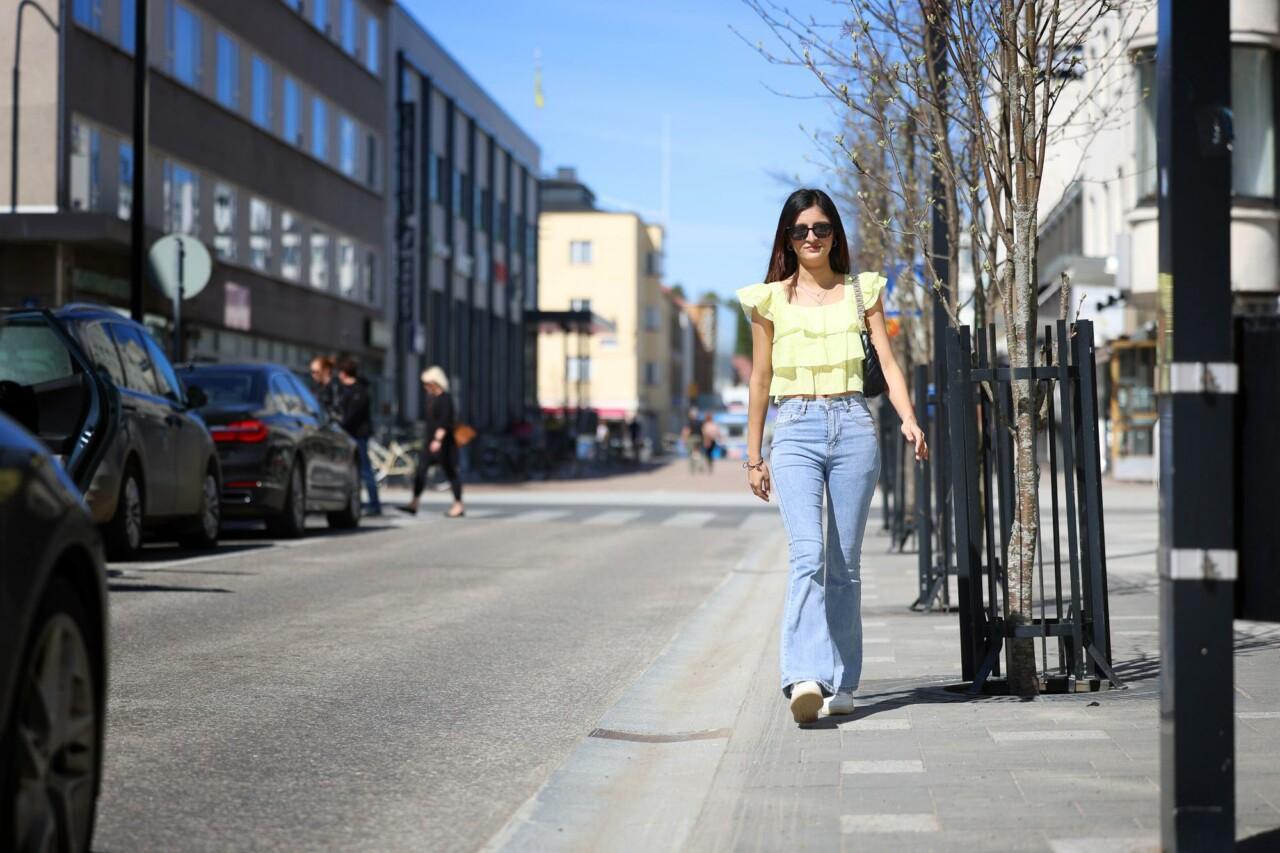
left=945, top=320, right=1120, bottom=693
left=878, top=396, right=912, bottom=552
left=909, top=364, right=954, bottom=612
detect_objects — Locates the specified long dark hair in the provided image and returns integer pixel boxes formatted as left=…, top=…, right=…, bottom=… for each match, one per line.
left=763, top=188, right=851, bottom=302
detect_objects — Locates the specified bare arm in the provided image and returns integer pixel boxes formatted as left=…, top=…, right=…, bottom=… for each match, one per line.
left=746, top=310, right=774, bottom=501
left=865, top=300, right=929, bottom=462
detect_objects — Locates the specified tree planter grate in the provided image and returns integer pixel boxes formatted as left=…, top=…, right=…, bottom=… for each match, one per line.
left=945, top=320, right=1120, bottom=696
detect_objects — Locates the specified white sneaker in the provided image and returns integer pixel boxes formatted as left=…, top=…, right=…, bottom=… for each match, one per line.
left=789, top=681, right=824, bottom=723
left=825, top=692, right=856, bottom=716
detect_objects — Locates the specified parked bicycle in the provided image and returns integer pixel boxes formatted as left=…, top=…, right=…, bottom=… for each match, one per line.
left=367, top=430, right=421, bottom=487
left=476, top=434, right=551, bottom=482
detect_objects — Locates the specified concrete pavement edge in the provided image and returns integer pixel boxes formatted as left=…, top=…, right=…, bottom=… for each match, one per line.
left=481, top=530, right=790, bottom=852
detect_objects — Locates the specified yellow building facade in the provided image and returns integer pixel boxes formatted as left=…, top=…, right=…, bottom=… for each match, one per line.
left=537, top=209, right=673, bottom=444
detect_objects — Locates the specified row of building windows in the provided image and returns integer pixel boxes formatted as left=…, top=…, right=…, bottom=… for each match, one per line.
left=398, top=69, right=541, bottom=291
left=279, top=0, right=381, bottom=75
left=565, top=357, right=664, bottom=387
left=72, top=0, right=136, bottom=52
left=70, top=118, right=382, bottom=307
left=166, top=1, right=382, bottom=189
left=1135, top=46, right=1275, bottom=200
left=423, top=150, right=535, bottom=257
left=71, top=0, right=382, bottom=191
left=189, top=325, right=325, bottom=372
left=73, top=0, right=380, bottom=77
left=566, top=240, right=663, bottom=278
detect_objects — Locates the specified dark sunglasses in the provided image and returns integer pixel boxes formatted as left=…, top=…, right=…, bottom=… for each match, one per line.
left=787, top=222, right=834, bottom=240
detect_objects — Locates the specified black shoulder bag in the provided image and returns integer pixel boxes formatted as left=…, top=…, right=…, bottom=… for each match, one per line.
left=851, top=274, right=886, bottom=398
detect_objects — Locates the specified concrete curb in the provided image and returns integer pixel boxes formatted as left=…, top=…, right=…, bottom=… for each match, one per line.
left=482, top=530, right=790, bottom=852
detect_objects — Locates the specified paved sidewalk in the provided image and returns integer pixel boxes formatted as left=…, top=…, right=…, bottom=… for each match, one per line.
left=491, top=478, right=1280, bottom=852
left=689, top=480, right=1280, bottom=851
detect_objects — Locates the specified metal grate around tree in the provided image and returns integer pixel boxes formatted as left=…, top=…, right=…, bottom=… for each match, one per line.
left=946, top=319, right=1121, bottom=694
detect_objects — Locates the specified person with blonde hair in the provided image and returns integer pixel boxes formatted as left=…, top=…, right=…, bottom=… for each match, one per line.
left=400, top=366, right=464, bottom=518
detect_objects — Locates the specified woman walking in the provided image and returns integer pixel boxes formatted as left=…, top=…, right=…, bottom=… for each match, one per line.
left=400, top=366, right=464, bottom=519
left=738, top=188, right=927, bottom=724
left=701, top=413, right=722, bottom=474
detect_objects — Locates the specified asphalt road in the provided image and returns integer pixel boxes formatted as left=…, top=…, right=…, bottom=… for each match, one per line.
left=92, top=495, right=772, bottom=852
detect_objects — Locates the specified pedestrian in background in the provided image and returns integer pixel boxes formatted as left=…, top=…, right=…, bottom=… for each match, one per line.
left=336, top=358, right=382, bottom=516
left=681, top=407, right=704, bottom=474
left=399, top=366, right=464, bottom=519
left=738, top=187, right=927, bottom=724
left=309, top=356, right=338, bottom=417
left=628, top=417, right=643, bottom=464
left=595, top=420, right=611, bottom=463
left=701, top=413, right=722, bottom=474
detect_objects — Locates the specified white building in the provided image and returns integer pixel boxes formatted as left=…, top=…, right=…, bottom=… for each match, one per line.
left=1037, top=1, right=1280, bottom=479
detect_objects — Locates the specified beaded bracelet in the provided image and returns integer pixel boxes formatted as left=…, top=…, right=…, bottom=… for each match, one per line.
left=742, top=458, right=766, bottom=472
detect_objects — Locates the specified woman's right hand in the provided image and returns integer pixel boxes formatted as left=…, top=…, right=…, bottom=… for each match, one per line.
left=748, top=460, right=771, bottom=502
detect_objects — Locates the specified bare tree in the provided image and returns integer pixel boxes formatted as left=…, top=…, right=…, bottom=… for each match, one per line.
left=743, top=0, right=1149, bottom=694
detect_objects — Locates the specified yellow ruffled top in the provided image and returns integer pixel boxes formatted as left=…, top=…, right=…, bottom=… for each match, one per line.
left=737, top=272, right=887, bottom=397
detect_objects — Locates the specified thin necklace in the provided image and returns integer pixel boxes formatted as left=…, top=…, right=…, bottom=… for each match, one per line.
left=798, top=280, right=842, bottom=305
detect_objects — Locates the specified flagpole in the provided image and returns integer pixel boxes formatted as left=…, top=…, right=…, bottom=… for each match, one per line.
left=533, top=47, right=544, bottom=155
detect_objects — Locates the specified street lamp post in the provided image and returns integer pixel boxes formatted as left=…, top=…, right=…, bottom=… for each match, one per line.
left=1156, top=2, right=1237, bottom=850
left=10, top=0, right=59, bottom=214
left=926, top=0, right=956, bottom=629
left=128, top=0, right=149, bottom=322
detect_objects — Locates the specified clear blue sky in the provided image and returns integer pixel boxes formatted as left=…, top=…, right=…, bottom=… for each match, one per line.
left=400, top=0, right=844, bottom=317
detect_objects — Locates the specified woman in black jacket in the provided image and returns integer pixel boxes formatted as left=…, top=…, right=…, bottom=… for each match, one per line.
left=401, top=366, right=464, bottom=518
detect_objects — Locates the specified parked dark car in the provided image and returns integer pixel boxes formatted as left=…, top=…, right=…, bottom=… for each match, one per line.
left=177, top=363, right=361, bottom=536
left=0, top=304, right=222, bottom=560
left=0, top=412, right=109, bottom=851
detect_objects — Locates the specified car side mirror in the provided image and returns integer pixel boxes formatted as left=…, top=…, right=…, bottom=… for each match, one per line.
left=185, top=385, right=208, bottom=409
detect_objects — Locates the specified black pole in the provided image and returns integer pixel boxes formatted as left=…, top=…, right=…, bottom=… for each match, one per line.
left=915, top=364, right=933, bottom=604
left=927, top=0, right=953, bottom=608
left=1156, top=1, right=1236, bottom=849
left=128, top=0, right=148, bottom=322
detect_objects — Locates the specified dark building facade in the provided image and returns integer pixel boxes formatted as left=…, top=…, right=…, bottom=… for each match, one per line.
left=1, top=0, right=392, bottom=386
left=387, top=6, right=539, bottom=432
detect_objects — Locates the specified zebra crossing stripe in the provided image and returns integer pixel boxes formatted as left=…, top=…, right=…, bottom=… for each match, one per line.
left=584, top=510, right=644, bottom=526
left=510, top=509, right=570, bottom=524
left=662, top=511, right=717, bottom=528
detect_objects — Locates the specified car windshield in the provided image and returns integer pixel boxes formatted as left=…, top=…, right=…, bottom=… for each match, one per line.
left=0, top=318, right=75, bottom=385
left=180, top=369, right=265, bottom=407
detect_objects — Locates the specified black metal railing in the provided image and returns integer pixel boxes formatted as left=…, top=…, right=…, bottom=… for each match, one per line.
left=910, top=364, right=954, bottom=612
left=877, top=396, right=915, bottom=553
left=946, top=320, right=1120, bottom=693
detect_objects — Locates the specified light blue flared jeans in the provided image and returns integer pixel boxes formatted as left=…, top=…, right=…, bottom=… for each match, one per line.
left=769, top=395, right=880, bottom=697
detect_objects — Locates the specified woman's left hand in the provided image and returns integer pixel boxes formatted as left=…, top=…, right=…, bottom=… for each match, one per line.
left=901, top=420, right=929, bottom=462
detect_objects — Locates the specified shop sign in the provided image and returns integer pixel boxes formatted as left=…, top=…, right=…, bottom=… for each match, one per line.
left=224, top=282, right=251, bottom=331
left=366, top=318, right=392, bottom=349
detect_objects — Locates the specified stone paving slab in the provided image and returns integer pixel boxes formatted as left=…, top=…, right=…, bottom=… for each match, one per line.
left=688, top=480, right=1280, bottom=851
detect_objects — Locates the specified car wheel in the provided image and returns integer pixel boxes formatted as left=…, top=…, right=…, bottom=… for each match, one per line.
left=0, top=577, right=102, bottom=853
left=179, top=468, right=221, bottom=550
left=267, top=460, right=306, bottom=538
left=327, top=463, right=361, bottom=529
left=104, top=464, right=144, bottom=561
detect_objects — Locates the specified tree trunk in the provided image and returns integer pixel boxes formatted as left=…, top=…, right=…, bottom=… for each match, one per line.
left=1005, top=203, right=1040, bottom=696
